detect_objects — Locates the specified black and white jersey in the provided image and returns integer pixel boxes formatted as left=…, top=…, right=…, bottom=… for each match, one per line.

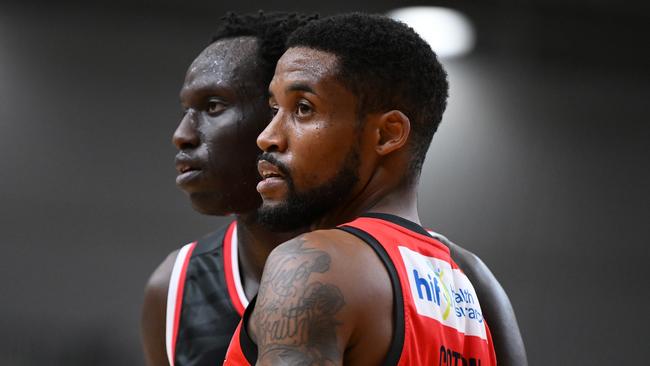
left=165, top=221, right=249, bottom=366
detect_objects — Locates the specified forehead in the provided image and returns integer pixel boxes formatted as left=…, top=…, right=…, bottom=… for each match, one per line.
left=271, top=47, right=340, bottom=89
left=182, top=37, right=262, bottom=93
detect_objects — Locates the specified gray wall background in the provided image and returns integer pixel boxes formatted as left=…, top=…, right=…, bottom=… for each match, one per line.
left=1, top=1, right=648, bottom=365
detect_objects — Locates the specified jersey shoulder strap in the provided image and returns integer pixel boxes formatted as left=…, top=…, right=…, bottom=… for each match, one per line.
left=165, top=241, right=197, bottom=366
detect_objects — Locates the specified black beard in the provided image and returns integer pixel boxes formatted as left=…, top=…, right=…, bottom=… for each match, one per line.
left=256, top=146, right=360, bottom=232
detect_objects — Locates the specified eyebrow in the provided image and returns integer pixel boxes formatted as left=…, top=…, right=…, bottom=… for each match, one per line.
left=287, top=82, right=315, bottom=94
left=180, top=83, right=231, bottom=103
left=269, top=82, right=316, bottom=99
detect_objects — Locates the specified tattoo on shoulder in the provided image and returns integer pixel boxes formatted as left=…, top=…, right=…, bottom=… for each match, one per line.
left=252, top=238, right=346, bottom=365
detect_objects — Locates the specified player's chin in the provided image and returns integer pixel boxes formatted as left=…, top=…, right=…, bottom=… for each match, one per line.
left=256, top=199, right=307, bottom=232
left=257, top=194, right=291, bottom=211
left=255, top=196, right=284, bottom=217
left=257, top=183, right=290, bottom=206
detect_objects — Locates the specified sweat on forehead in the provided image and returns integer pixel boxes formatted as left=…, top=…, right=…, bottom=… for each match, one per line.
left=183, top=37, right=267, bottom=92
left=191, top=37, right=261, bottom=74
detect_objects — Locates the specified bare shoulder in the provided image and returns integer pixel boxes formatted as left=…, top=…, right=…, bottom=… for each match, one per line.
left=144, top=249, right=179, bottom=297
left=437, top=236, right=528, bottom=366
left=250, top=230, right=393, bottom=366
left=141, top=249, right=179, bottom=366
left=268, top=229, right=392, bottom=303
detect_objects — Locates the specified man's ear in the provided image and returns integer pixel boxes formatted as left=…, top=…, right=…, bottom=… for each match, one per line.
left=375, top=110, right=410, bottom=156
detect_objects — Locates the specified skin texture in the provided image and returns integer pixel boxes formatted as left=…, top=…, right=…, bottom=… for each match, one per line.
left=248, top=47, right=527, bottom=365
left=142, top=250, right=179, bottom=366
left=173, top=37, right=268, bottom=216
left=251, top=230, right=393, bottom=366
left=256, top=49, right=363, bottom=229
left=140, top=37, right=305, bottom=366
left=253, top=238, right=344, bottom=364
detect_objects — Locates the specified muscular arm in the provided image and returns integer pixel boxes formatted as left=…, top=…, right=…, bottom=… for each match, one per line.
left=444, top=240, right=528, bottom=366
left=249, top=236, right=346, bottom=365
left=141, top=250, right=178, bottom=366
left=247, top=231, right=393, bottom=366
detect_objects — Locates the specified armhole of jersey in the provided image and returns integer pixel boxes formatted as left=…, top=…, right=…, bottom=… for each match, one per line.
left=222, top=221, right=249, bottom=316
left=238, top=295, right=259, bottom=365
left=165, top=242, right=197, bottom=366
left=338, top=226, right=405, bottom=366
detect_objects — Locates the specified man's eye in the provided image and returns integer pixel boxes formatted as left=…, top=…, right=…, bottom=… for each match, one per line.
left=296, top=102, right=312, bottom=117
left=207, top=98, right=227, bottom=115
left=270, top=105, right=279, bottom=117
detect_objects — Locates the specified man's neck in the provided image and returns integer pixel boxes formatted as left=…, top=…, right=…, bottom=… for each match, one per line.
left=360, top=186, right=420, bottom=224
left=311, top=174, right=421, bottom=230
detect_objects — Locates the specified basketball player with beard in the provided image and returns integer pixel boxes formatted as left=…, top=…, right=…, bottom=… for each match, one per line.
left=140, top=12, right=317, bottom=366
left=224, top=13, right=527, bottom=366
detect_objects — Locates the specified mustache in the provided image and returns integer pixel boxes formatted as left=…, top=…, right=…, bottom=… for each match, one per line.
left=257, top=152, right=291, bottom=177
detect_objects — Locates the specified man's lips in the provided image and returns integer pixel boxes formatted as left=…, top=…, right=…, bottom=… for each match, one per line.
left=257, top=160, right=284, bottom=180
left=257, top=159, right=287, bottom=195
left=175, top=155, right=203, bottom=185
left=177, top=164, right=198, bottom=174
left=175, top=155, right=202, bottom=174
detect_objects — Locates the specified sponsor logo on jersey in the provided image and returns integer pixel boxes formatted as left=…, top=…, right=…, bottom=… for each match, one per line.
left=399, top=246, right=487, bottom=340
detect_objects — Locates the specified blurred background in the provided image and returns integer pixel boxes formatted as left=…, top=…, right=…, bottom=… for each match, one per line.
left=1, top=0, right=648, bottom=364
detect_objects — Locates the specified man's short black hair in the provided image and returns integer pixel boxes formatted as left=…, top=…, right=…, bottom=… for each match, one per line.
left=211, top=11, right=319, bottom=87
left=286, top=13, right=449, bottom=179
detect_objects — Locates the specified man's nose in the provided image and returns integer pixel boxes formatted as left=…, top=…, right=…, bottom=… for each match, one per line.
left=257, top=111, right=287, bottom=153
left=172, top=111, right=199, bottom=150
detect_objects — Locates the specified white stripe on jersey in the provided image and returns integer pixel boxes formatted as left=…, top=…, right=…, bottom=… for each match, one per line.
left=230, top=226, right=250, bottom=309
left=165, top=242, right=195, bottom=366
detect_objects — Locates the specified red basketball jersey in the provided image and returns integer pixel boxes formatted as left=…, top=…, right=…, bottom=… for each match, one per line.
left=224, top=213, right=497, bottom=365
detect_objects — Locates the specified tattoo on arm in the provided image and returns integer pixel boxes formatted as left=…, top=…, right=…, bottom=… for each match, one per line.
left=251, top=238, right=346, bottom=365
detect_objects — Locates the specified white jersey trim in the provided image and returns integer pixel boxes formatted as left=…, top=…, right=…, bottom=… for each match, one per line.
left=230, top=225, right=250, bottom=309
left=165, top=242, right=195, bottom=366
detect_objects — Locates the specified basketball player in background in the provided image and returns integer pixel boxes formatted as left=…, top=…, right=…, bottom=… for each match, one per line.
left=223, top=13, right=527, bottom=365
left=140, top=12, right=317, bottom=366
